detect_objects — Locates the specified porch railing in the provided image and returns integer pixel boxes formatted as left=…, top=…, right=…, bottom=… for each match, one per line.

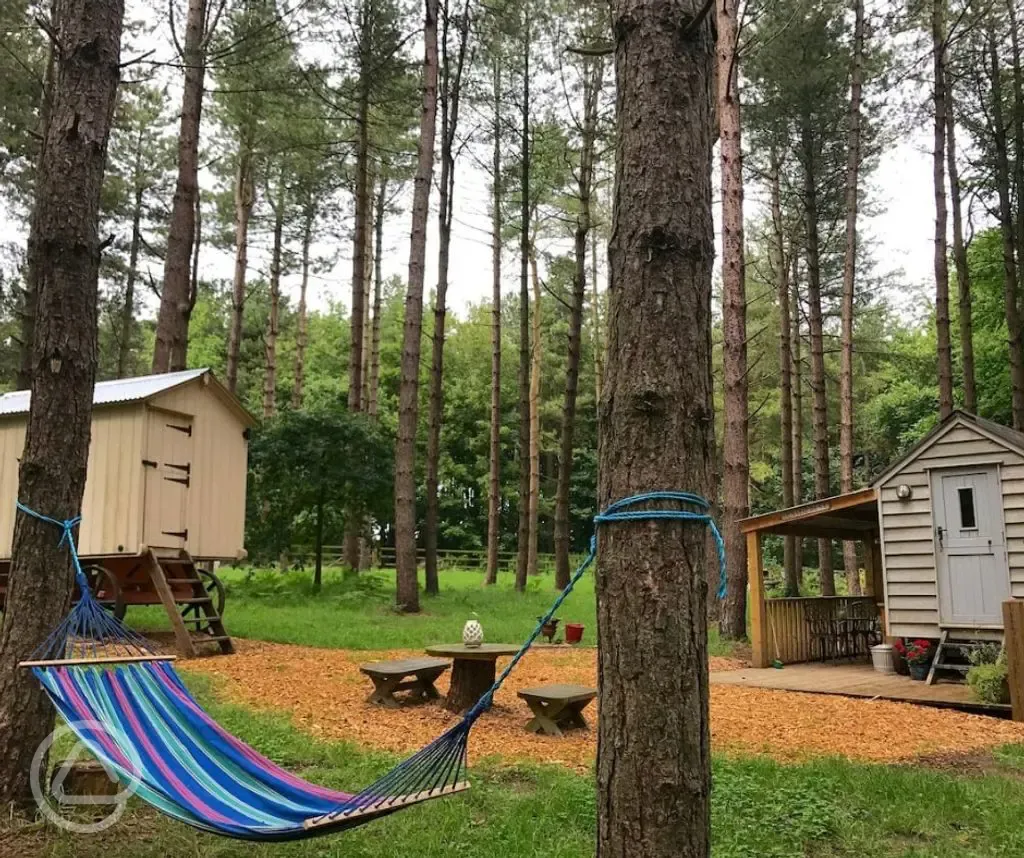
left=764, top=596, right=878, bottom=664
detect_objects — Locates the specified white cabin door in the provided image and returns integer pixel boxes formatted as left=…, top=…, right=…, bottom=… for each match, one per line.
left=931, top=466, right=1009, bottom=626
left=143, top=413, right=193, bottom=550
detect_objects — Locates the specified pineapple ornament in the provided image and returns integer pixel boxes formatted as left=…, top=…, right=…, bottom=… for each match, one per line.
left=462, top=613, right=484, bottom=648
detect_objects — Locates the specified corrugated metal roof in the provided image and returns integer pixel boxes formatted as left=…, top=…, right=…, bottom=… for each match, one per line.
left=0, top=368, right=209, bottom=416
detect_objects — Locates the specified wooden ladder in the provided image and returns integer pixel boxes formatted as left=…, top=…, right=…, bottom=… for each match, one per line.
left=926, top=630, right=996, bottom=685
left=146, top=550, right=234, bottom=657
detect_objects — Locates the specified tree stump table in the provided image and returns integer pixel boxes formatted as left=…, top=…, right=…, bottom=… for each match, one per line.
left=359, top=657, right=450, bottom=709
left=425, top=643, right=520, bottom=713
left=517, top=684, right=597, bottom=736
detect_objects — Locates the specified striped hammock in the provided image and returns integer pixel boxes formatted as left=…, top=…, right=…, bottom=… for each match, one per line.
left=17, top=494, right=724, bottom=841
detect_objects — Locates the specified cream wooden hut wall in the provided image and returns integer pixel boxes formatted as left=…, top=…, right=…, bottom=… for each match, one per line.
left=0, top=369, right=253, bottom=561
left=873, top=412, right=1024, bottom=640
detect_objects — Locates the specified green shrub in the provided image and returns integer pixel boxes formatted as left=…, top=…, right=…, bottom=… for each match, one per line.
left=966, top=654, right=1010, bottom=705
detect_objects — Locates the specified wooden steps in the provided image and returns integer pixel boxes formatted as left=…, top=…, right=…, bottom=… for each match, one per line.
left=926, top=630, right=998, bottom=686
left=146, top=550, right=234, bottom=658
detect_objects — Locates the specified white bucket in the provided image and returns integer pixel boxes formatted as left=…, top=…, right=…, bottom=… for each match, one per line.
left=870, top=643, right=895, bottom=675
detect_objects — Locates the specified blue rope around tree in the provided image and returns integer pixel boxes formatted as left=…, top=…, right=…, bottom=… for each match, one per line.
left=465, top=491, right=726, bottom=723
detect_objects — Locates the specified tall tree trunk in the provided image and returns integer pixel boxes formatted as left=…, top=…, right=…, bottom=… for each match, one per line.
left=153, top=0, right=207, bottom=373
left=17, top=3, right=56, bottom=390
left=515, top=2, right=532, bottom=593
left=226, top=146, right=253, bottom=394
left=527, top=252, right=542, bottom=577
left=801, top=121, right=834, bottom=596
left=425, top=4, right=470, bottom=597
left=393, top=0, right=439, bottom=614
left=771, top=155, right=798, bottom=597
left=1007, top=0, right=1024, bottom=306
left=933, top=0, right=954, bottom=419
left=718, top=0, right=747, bottom=639
left=117, top=181, right=143, bottom=379
left=598, top=2, right=715, bottom=854
left=840, top=0, right=864, bottom=596
left=368, top=177, right=386, bottom=418
left=592, top=224, right=604, bottom=410
left=292, top=207, right=313, bottom=409
left=947, top=74, right=975, bottom=414
left=263, top=178, right=284, bottom=419
left=361, top=187, right=374, bottom=413
left=555, top=56, right=602, bottom=590
left=989, top=27, right=1024, bottom=429
left=190, top=188, right=201, bottom=315
left=791, top=250, right=804, bottom=588
left=0, top=0, right=122, bottom=804
left=485, top=55, right=503, bottom=587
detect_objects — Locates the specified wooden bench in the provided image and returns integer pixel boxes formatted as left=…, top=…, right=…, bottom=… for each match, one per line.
left=517, top=684, right=597, bottom=736
left=359, top=658, right=450, bottom=709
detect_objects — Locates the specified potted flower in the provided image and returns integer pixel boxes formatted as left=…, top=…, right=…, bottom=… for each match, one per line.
left=894, top=639, right=933, bottom=681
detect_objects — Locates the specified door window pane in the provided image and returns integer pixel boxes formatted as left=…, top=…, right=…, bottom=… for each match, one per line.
left=958, top=487, right=977, bottom=529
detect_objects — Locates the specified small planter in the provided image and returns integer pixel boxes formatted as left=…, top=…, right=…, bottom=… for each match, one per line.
left=537, top=617, right=561, bottom=643
left=908, top=661, right=930, bottom=681
left=565, top=623, right=585, bottom=645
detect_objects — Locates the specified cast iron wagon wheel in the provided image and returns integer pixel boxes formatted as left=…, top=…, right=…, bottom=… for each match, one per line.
left=82, top=564, right=126, bottom=621
left=197, top=567, right=226, bottom=619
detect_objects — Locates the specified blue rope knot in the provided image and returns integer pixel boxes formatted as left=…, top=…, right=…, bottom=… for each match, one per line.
left=17, top=501, right=91, bottom=595
left=462, top=491, right=726, bottom=725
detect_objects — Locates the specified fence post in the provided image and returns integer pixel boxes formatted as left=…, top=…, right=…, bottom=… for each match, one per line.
left=1003, top=600, right=1024, bottom=722
left=748, top=531, right=768, bottom=669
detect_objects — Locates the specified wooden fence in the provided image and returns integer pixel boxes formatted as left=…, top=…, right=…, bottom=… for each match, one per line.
left=764, top=596, right=878, bottom=665
left=284, top=545, right=558, bottom=573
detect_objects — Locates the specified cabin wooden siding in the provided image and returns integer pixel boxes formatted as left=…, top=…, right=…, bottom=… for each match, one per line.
left=879, top=422, right=1024, bottom=638
left=147, top=379, right=249, bottom=560
left=0, top=406, right=146, bottom=558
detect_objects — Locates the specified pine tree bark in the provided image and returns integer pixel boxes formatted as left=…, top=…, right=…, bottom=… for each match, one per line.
left=791, top=251, right=804, bottom=586
left=426, top=5, right=470, bottom=597
left=555, top=56, right=602, bottom=590
left=718, top=0, right=747, bottom=640
left=0, top=0, right=123, bottom=804
left=840, top=0, right=864, bottom=596
left=263, top=177, right=284, bottom=419
left=933, top=0, right=954, bottom=420
left=515, top=3, right=532, bottom=593
left=153, top=0, right=207, bottom=373
left=393, top=0, right=439, bottom=614
left=598, top=3, right=715, bottom=855
left=527, top=251, right=542, bottom=577
left=292, top=207, right=313, bottom=410
left=988, top=26, right=1024, bottom=429
left=771, top=155, right=798, bottom=596
left=361, top=187, right=374, bottom=413
left=946, top=74, right=975, bottom=414
left=801, top=120, right=833, bottom=596
left=349, top=17, right=372, bottom=415
left=485, top=55, right=503, bottom=587
left=17, top=3, right=56, bottom=390
left=226, top=146, right=253, bottom=394
left=368, top=177, right=386, bottom=418
left=1006, top=0, right=1024, bottom=308
left=592, top=225, right=604, bottom=409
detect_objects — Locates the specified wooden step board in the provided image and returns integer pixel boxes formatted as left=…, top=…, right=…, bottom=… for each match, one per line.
left=926, top=630, right=999, bottom=686
left=146, top=550, right=234, bottom=658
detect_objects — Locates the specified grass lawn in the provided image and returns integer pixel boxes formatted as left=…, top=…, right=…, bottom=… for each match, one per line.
left=8, top=671, right=1024, bottom=858
left=132, top=566, right=740, bottom=657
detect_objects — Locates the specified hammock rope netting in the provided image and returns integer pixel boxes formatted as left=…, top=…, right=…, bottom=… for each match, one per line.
left=17, top=493, right=725, bottom=842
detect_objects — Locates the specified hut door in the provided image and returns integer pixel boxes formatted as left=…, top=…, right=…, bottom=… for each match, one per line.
left=143, top=414, right=193, bottom=550
left=931, top=466, right=1009, bottom=626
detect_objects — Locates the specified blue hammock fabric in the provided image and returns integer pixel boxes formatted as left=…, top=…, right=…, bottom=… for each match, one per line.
left=18, top=492, right=725, bottom=841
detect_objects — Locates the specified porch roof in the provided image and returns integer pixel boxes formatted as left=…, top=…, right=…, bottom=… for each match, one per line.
left=738, top=487, right=880, bottom=541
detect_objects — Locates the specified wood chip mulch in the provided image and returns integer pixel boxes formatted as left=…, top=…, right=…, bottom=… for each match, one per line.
left=186, top=641, right=1024, bottom=772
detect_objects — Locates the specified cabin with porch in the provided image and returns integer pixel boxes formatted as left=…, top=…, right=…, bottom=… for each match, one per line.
left=742, top=411, right=1024, bottom=707
left=0, top=368, right=254, bottom=656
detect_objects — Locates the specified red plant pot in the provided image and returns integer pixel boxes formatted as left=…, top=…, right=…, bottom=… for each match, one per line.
left=565, top=623, right=585, bottom=645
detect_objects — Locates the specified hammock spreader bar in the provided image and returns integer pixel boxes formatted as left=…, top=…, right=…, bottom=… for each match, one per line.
left=17, top=492, right=725, bottom=841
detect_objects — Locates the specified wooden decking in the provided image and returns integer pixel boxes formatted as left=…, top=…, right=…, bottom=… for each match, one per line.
left=711, top=661, right=1011, bottom=717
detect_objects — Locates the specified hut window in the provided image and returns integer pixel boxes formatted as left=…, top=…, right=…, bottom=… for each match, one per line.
left=957, top=487, right=977, bottom=530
